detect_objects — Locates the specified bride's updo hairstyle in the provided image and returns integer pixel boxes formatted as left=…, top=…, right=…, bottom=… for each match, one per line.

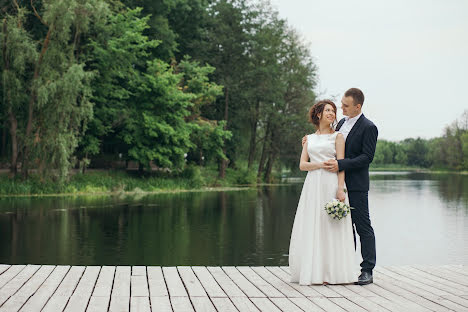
left=308, top=99, right=337, bottom=127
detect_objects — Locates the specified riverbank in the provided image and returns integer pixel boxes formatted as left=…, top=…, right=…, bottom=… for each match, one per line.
left=0, top=167, right=258, bottom=197
left=370, top=165, right=468, bottom=174
left=1, top=166, right=466, bottom=197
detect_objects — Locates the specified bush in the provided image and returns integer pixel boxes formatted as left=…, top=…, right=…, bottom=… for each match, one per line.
left=180, top=165, right=205, bottom=187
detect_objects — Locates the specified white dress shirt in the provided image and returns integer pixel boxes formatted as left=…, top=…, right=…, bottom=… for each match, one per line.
left=338, top=112, right=362, bottom=141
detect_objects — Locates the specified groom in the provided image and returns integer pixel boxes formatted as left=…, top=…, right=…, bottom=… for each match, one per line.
left=304, top=88, right=378, bottom=285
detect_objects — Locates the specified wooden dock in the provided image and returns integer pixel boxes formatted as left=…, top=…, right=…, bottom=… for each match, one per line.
left=0, top=265, right=467, bottom=311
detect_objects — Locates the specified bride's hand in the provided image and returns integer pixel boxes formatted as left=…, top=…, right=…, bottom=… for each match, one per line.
left=337, top=190, right=346, bottom=202
left=301, top=135, right=307, bottom=147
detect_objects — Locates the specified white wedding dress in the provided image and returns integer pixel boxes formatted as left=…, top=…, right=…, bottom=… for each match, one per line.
left=289, top=132, right=358, bottom=285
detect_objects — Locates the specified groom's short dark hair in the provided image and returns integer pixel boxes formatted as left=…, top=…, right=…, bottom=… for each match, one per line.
left=345, top=88, right=364, bottom=106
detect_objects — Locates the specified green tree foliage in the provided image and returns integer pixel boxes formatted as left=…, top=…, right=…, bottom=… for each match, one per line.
left=1, top=0, right=108, bottom=181
left=1, top=8, right=38, bottom=176
left=81, top=8, right=227, bottom=171
left=373, top=110, right=468, bottom=170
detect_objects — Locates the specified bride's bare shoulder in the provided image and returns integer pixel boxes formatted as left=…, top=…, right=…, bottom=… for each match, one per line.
left=334, top=132, right=344, bottom=142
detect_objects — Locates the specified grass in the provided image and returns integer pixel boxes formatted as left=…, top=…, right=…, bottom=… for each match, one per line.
left=0, top=165, right=259, bottom=197
left=369, top=164, right=426, bottom=171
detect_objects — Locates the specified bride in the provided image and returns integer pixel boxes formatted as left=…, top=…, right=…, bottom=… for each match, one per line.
left=289, top=99, right=358, bottom=285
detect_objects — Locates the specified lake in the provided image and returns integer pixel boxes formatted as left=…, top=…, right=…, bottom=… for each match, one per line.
left=0, top=172, right=467, bottom=266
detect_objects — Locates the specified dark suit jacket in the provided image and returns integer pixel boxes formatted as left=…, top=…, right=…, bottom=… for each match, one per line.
left=336, top=114, right=378, bottom=192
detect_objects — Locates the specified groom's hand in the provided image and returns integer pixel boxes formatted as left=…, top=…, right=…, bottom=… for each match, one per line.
left=324, top=159, right=338, bottom=172
left=301, top=135, right=307, bottom=147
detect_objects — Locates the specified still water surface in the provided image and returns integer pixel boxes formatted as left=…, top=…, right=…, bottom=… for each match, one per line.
left=0, top=172, right=467, bottom=266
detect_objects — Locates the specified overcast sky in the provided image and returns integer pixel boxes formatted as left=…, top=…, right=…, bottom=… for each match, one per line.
left=270, top=0, right=468, bottom=141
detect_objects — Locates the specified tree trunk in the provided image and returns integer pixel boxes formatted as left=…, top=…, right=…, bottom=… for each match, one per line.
left=1, top=121, right=6, bottom=158
left=264, top=152, right=276, bottom=183
left=257, top=119, right=271, bottom=179
left=8, top=111, right=18, bottom=177
left=219, top=86, right=229, bottom=178
left=22, top=26, right=52, bottom=179
left=248, top=99, right=260, bottom=169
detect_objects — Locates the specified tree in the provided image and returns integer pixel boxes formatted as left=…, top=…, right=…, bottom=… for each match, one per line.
left=1, top=0, right=108, bottom=181
left=81, top=8, right=228, bottom=171
left=1, top=8, right=38, bottom=176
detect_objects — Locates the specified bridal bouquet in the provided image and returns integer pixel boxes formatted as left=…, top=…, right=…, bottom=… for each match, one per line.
left=324, top=199, right=352, bottom=220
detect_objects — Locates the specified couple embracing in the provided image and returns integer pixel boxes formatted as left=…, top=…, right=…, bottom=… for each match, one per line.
left=289, top=88, right=378, bottom=286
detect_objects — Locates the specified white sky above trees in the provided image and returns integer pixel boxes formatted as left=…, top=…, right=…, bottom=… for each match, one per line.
left=270, top=0, right=468, bottom=141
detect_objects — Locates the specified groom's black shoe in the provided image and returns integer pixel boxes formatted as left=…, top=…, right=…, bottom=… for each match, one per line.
left=356, top=271, right=373, bottom=285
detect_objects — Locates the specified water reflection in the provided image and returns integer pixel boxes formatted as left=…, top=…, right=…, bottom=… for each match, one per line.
left=0, top=173, right=467, bottom=265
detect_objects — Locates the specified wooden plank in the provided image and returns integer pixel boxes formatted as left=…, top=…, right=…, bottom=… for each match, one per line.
left=341, top=279, right=400, bottom=312
left=0, top=265, right=54, bottom=312
left=0, top=265, right=25, bottom=290
left=358, top=282, right=431, bottom=312
left=308, top=285, right=342, bottom=298
left=374, top=267, right=466, bottom=312
left=342, top=284, right=377, bottom=298
left=207, top=267, right=245, bottom=298
left=289, top=297, right=324, bottom=312
left=132, top=266, right=146, bottom=276
left=131, top=276, right=149, bottom=297
left=250, top=267, right=303, bottom=298
left=92, top=266, right=115, bottom=297
left=131, top=266, right=149, bottom=312
left=384, top=266, right=457, bottom=295
left=130, top=296, right=150, bottom=312
left=374, top=270, right=452, bottom=312
left=0, top=265, right=10, bottom=276
left=42, top=266, right=86, bottom=312
left=210, top=298, right=238, bottom=312
left=0, top=265, right=40, bottom=306
left=0, top=264, right=467, bottom=312
left=177, top=267, right=207, bottom=297
left=108, top=295, right=129, bottom=312
left=163, top=267, right=188, bottom=297
left=147, top=267, right=168, bottom=297
left=329, top=297, right=368, bottom=312
left=87, top=266, right=114, bottom=312
left=442, top=265, right=468, bottom=277
left=265, top=267, right=323, bottom=298
left=270, top=298, right=303, bottom=312
left=344, top=296, right=393, bottom=312
left=109, top=266, right=130, bottom=312
left=19, top=265, right=70, bottom=312
left=86, top=296, right=110, bottom=312
left=230, top=297, right=260, bottom=312
left=382, top=266, right=468, bottom=310
left=190, top=297, right=216, bottom=312
left=438, top=294, right=468, bottom=311
left=309, top=297, right=348, bottom=312
left=221, top=267, right=265, bottom=298
left=64, top=266, right=101, bottom=312
left=112, top=266, right=131, bottom=297
left=170, top=297, right=194, bottom=312
left=325, top=285, right=355, bottom=298
left=236, top=267, right=283, bottom=297
left=191, top=267, right=226, bottom=298
left=250, top=298, right=282, bottom=312
left=411, top=265, right=468, bottom=287
left=150, top=296, right=172, bottom=312
left=400, top=266, right=468, bottom=295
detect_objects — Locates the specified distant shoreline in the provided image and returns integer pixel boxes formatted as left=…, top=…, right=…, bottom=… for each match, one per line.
left=0, top=168, right=465, bottom=198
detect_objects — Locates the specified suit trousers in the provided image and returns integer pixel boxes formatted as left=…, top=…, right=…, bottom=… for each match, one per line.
left=348, top=191, right=376, bottom=273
